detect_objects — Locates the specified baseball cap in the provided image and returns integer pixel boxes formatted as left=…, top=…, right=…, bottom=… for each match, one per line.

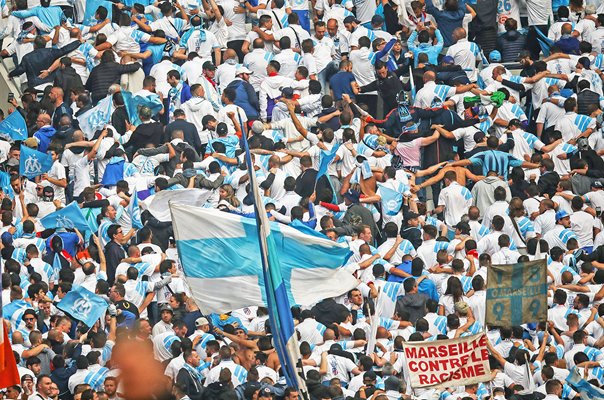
left=343, top=189, right=360, bottom=203
left=592, top=180, right=604, bottom=189
left=441, top=55, right=454, bottom=64
left=251, top=120, right=265, bottom=134
left=555, top=210, right=570, bottom=221
left=258, top=387, right=273, bottom=398
left=236, top=65, right=253, bottom=75
left=202, top=61, right=216, bottom=71
left=280, top=87, right=294, bottom=99
left=216, top=122, right=228, bottom=136
left=489, top=50, right=502, bottom=62
left=43, top=186, right=54, bottom=195
left=343, top=15, right=360, bottom=24
left=371, top=15, right=384, bottom=25
left=159, top=304, right=173, bottom=313
left=195, top=317, right=209, bottom=327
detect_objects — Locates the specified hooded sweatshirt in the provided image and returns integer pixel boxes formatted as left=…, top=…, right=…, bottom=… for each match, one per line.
left=34, top=126, right=57, bottom=153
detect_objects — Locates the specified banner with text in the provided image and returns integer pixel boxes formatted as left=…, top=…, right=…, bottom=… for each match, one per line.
left=403, top=333, right=491, bottom=388
left=486, top=259, right=547, bottom=326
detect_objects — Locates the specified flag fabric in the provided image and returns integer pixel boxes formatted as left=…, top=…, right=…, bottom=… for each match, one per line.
left=316, top=143, right=340, bottom=182
left=77, top=95, right=114, bottom=139
left=128, top=189, right=143, bottom=229
left=567, top=367, right=604, bottom=400
left=122, top=91, right=163, bottom=126
left=0, top=111, right=27, bottom=142
left=57, top=286, right=108, bottom=328
left=149, top=189, right=212, bottom=222
left=402, top=333, right=491, bottom=388
left=19, top=145, right=53, bottom=179
left=486, top=259, right=547, bottom=326
left=40, top=202, right=92, bottom=233
left=83, top=0, right=113, bottom=25
left=2, top=299, right=29, bottom=331
left=376, top=182, right=403, bottom=216
left=0, top=171, right=14, bottom=199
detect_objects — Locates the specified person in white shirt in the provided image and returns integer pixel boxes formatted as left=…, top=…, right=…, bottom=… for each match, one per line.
left=569, top=196, right=597, bottom=251
left=446, top=27, right=483, bottom=82
left=491, top=235, right=521, bottom=264
left=273, top=36, right=302, bottom=78
left=433, top=170, right=473, bottom=228
left=414, top=71, right=475, bottom=109
left=259, top=60, right=295, bottom=121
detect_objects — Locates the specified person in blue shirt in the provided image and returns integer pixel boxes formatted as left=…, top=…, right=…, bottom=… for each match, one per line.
left=329, top=60, right=356, bottom=102
left=425, top=0, right=467, bottom=47
left=407, top=27, right=444, bottom=67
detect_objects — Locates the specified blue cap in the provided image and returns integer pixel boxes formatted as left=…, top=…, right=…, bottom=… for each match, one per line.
left=489, top=50, right=502, bottom=62
left=560, top=88, right=574, bottom=98
left=556, top=210, right=570, bottom=221
left=442, top=56, right=455, bottom=64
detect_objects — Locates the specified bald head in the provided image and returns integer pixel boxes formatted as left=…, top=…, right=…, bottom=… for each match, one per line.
left=453, top=27, right=466, bottom=41
left=252, top=38, right=264, bottom=49
left=11, top=331, right=23, bottom=344
left=423, top=71, right=436, bottom=83
left=38, top=113, right=51, bottom=125
left=224, top=49, right=237, bottom=60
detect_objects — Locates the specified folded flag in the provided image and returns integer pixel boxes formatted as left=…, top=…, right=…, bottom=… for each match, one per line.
left=40, top=202, right=92, bottom=233
left=20, top=145, right=53, bottom=179
left=170, top=203, right=355, bottom=314
left=0, top=111, right=27, bottom=142
left=128, top=189, right=143, bottom=229
left=57, top=286, right=108, bottom=328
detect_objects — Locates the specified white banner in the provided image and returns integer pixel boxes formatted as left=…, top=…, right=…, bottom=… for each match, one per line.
left=403, top=333, right=491, bottom=389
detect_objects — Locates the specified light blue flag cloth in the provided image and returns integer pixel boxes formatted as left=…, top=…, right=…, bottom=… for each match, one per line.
left=567, top=367, right=604, bottom=399
left=83, top=0, right=113, bottom=26
left=2, top=298, right=29, bottom=331
left=128, top=189, right=144, bottom=229
left=12, top=6, right=64, bottom=32
left=77, top=95, right=113, bottom=139
left=376, top=182, right=403, bottom=216
left=122, top=90, right=163, bottom=126
left=0, top=170, right=15, bottom=199
left=0, top=111, right=27, bottom=142
left=40, top=202, right=93, bottom=233
left=19, top=145, right=53, bottom=179
left=316, top=143, right=340, bottom=181
left=57, top=286, right=108, bottom=328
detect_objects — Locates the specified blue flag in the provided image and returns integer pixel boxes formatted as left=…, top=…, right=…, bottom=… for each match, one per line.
left=19, top=145, right=53, bottom=179
left=316, top=143, right=340, bottom=181
left=57, top=286, right=108, bottom=328
left=377, top=182, right=403, bottom=216
left=128, top=189, right=143, bottom=229
left=0, top=170, right=14, bottom=199
left=0, top=111, right=27, bottom=142
left=40, top=202, right=92, bottom=233
left=2, top=298, right=29, bottom=331
left=83, top=0, right=113, bottom=26
left=567, top=367, right=604, bottom=399
left=77, top=95, right=113, bottom=139
left=122, top=91, right=163, bottom=126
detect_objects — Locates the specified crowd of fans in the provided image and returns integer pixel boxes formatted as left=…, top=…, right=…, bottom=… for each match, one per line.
left=3, top=0, right=604, bottom=399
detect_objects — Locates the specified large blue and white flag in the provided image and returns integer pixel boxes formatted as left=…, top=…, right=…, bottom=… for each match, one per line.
left=122, top=91, right=163, bottom=126
left=77, top=95, right=114, bottom=139
left=0, top=111, right=27, bottom=142
left=128, top=190, right=144, bottom=229
left=567, top=367, right=604, bottom=400
left=40, top=202, right=92, bottom=233
left=170, top=205, right=355, bottom=313
left=57, top=286, right=108, bottom=328
left=19, top=145, right=53, bottom=179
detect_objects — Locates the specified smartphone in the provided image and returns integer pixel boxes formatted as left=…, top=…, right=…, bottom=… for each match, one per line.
left=7, top=92, right=13, bottom=102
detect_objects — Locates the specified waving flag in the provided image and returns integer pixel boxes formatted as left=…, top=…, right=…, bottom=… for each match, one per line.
left=0, top=111, right=27, bottom=142
left=0, top=171, right=14, bottom=199
left=19, top=145, right=53, bottom=179
left=0, top=264, right=20, bottom=390
left=57, top=286, right=108, bottom=328
left=77, top=95, right=114, bottom=139
left=567, top=367, right=604, bottom=399
left=128, top=190, right=144, bottom=229
left=377, top=182, right=403, bottom=216
left=122, top=91, right=163, bottom=126
left=40, top=202, right=92, bottom=233
left=83, top=0, right=113, bottom=25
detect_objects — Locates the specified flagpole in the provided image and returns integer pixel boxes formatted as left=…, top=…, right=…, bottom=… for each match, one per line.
left=238, top=112, right=309, bottom=399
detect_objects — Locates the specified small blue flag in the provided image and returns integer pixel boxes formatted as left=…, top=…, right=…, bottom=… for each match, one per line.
left=0, top=170, right=15, bottom=199
left=19, top=145, right=53, bottom=179
left=77, top=95, right=113, bottom=139
left=83, top=0, right=113, bottom=26
left=57, top=286, right=108, bottom=328
left=316, top=143, right=340, bottom=181
left=40, top=202, right=93, bottom=233
left=377, top=182, right=403, bottom=216
left=128, top=189, right=143, bottom=229
left=0, top=111, right=27, bottom=142
left=122, top=91, right=163, bottom=126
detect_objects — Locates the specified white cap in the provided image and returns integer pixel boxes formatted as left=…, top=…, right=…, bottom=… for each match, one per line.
left=236, top=65, right=253, bottom=75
